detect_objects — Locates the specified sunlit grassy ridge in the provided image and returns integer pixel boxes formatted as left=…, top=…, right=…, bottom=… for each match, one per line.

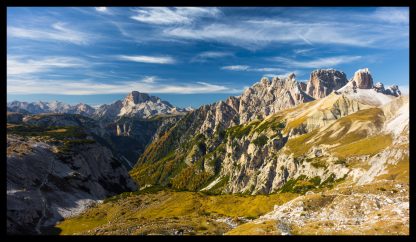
left=56, top=189, right=297, bottom=235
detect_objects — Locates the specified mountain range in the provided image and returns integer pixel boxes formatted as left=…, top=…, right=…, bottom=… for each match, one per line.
left=7, top=68, right=409, bottom=235
left=8, top=91, right=192, bottom=122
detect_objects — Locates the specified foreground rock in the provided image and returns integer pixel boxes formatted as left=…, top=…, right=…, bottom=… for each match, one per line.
left=7, top=118, right=137, bottom=234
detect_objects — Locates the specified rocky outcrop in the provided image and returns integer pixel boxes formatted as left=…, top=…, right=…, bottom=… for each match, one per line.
left=239, top=74, right=314, bottom=123
left=384, top=85, right=401, bottom=97
left=7, top=130, right=137, bottom=234
left=298, top=82, right=307, bottom=92
left=351, top=68, right=373, bottom=89
left=372, top=82, right=401, bottom=97
left=373, top=82, right=385, bottom=93
left=305, top=69, right=348, bottom=99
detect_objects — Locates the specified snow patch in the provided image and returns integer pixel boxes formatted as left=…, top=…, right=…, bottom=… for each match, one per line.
left=344, top=89, right=394, bottom=106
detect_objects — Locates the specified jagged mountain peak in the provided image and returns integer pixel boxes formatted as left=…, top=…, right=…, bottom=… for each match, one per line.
left=93, top=91, right=187, bottom=122
left=306, top=69, right=348, bottom=99
left=351, top=67, right=373, bottom=89
left=123, top=91, right=160, bottom=106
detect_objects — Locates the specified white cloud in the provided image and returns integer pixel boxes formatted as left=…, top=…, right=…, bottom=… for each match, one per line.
left=372, top=7, right=409, bottom=24
left=7, top=77, right=241, bottom=95
left=8, top=22, right=91, bottom=45
left=221, top=65, right=285, bottom=72
left=222, top=65, right=250, bottom=71
left=131, top=7, right=220, bottom=25
left=191, top=51, right=233, bottom=62
left=252, top=67, right=285, bottom=72
left=117, top=55, right=176, bottom=64
left=142, top=76, right=157, bottom=83
left=95, top=7, right=108, bottom=12
left=7, top=56, right=86, bottom=75
left=274, top=55, right=362, bottom=69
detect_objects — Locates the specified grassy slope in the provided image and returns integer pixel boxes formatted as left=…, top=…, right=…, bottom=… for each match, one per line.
left=56, top=190, right=297, bottom=235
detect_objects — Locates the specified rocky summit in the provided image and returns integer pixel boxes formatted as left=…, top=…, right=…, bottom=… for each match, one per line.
left=305, top=69, right=348, bottom=99
left=351, top=68, right=373, bottom=89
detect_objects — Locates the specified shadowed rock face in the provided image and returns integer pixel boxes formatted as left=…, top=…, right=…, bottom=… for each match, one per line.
left=7, top=135, right=137, bottom=235
left=373, top=82, right=385, bottom=93
left=7, top=112, right=23, bottom=124
left=6, top=114, right=138, bottom=235
left=352, top=68, right=373, bottom=89
left=306, top=69, right=348, bottom=99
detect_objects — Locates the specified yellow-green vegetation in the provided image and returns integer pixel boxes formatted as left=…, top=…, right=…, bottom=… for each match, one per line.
left=331, top=134, right=392, bottom=158
left=252, top=115, right=285, bottom=134
left=283, top=115, right=307, bottom=134
left=171, top=166, right=212, bottom=191
left=7, top=124, right=96, bottom=154
left=376, top=152, right=409, bottom=183
left=285, top=129, right=319, bottom=156
left=284, top=107, right=387, bottom=158
left=278, top=174, right=346, bottom=194
left=130, top=151, right=186, bottom=187
left=55, top=190, right=297, bottom=235
left=226, top=220, right=279, bottom=235
left=226, top=120, right=261, bottom=139
left=252, top=134, right=268, bottom=147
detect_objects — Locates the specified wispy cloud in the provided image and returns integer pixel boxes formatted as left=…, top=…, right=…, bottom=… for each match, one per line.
left=222, top=65, right=285, bottom=72
left=372, top=7, right=408, bottom=24
left=293, top=48, right=314, bottom=55
left=7, top=56, right=87, bottom=75
left=8, top=22, right=92, bottom=45
left=7, top=76, right=241, bottom=95
left=117, top=55, right=176, bottom=64
left=164, top=12, right=408, bottom=50
left=131, top=7, right=220, bottom=25
left=142, top=76, right=157, bottom=83
left=221, top=65, right=250, bottom=71
left=191, top=51, right=233, bottom=62
left=273, top=55, right=362, bottom=69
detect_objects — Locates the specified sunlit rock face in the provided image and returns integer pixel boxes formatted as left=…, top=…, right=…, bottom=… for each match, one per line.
left=306, top=69, right=348, bottom=99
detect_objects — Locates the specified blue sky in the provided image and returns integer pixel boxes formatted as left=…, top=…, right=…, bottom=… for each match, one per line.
left=7, top=7, right=409, bottom=108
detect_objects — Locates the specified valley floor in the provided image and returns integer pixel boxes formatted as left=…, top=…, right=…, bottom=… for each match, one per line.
left=55, top=178, right=408, bottom=235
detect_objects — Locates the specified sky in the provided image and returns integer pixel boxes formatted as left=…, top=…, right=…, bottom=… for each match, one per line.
left=7, top=7, right=409, bottom=108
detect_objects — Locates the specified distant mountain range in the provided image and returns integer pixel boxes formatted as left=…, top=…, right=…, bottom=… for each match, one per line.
left=7, top=91, right=193, bottom=122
